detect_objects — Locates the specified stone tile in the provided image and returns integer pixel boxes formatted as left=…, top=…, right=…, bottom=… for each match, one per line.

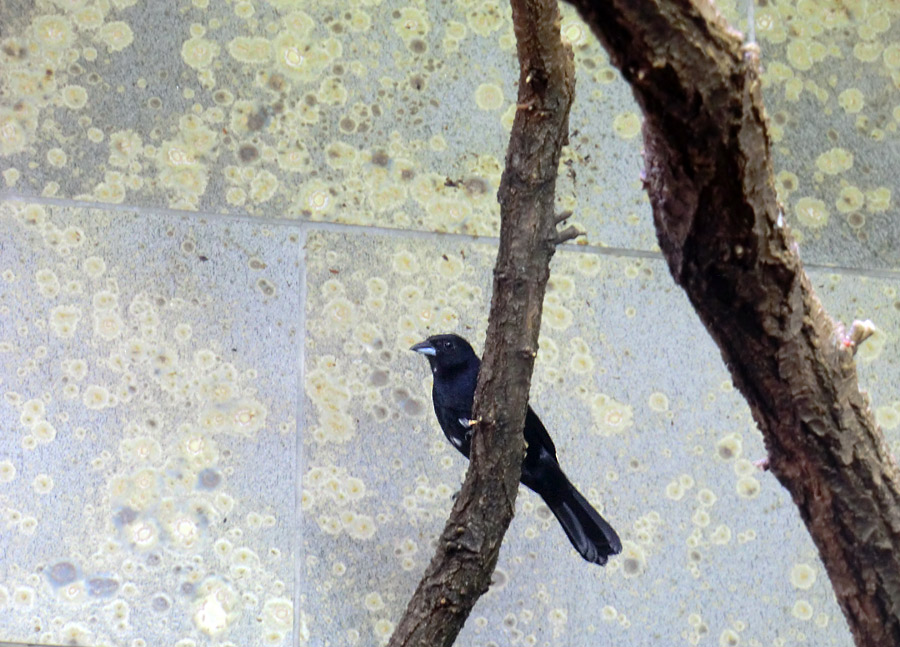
left=0, top=0, right=660, bottom=254
left=755, top=5, right=900, bottom=271
left=0, top=200, right=300, bottom=645
left=301, top=229, right=897, bottom=646
left=3, top=1, right=898, bottom=271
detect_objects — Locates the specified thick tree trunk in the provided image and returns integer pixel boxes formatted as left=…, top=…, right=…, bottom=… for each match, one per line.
left=387, top=1, right=576, bottom=645
left=564, top=1, right=900, bottom=646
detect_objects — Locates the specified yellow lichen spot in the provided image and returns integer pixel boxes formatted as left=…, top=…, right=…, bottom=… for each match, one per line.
left=13, top=586, right=35, bottom=607
left=620, top=541, right=646, bottom=577
left=230, top=0, right=253, bottom=18
left=613, top=112, right=641, bottom=139
left=591, top=394, right=633, bottom=436
left=794, top=197, right=829, bottom=228
left=36, top=268, right=60, bottom=297
left=182, top=36, right=220, bottom=70
left=33, top=420, right=57, bottom=443
left=792, top=599, right=814, bottom=621
left=549, top=607, right=568, bottom=625
left=392, top=250, right=417, bottom=274
left=866, top=187, right=891, bottom=213
left=875, top=405, right=899, bottom=430
left=0, top=112, right=26, bottom=155
left=838, top=88, right=864, bottom=114
left=73, top=6, right=103, bottom=29
left=687, top=503, right=709, bottom=527
left=3, top=167, right=20, bottom=185
left=323, top=141, right=357, bottom=170
left=226, top=187, right=246, bottom=206
left=49, top=305, right=82, bottom=338
left=318, top=76, right=348, bottom=105
left=0, top=460, right=16, bottom=482
left=174, top=323, right=192, bottom=342
left=299, top=181, right=334, bottom=218
left=710, top=524, right=731, bottom=545
left=465, top=3, right=504, bottom=37
left=852, top=41, right=881, bottom=63
left=815, top=147, right=853, bottom=175
left=33, top=14, right=75, bottom=49
left=393, top=7, right=429, bottom=42
left=47, top=147, right=67, bottom=167
left=278, top=143, right=311, bottom=172
left=784, top=77, right=803, bottom=102
left=736, top=476, right=760, bottom=499
left=250, top=170, right=279, bottom=203
left=697, top=488, right=717, bottom=507
left=790, top=563, right=817, bottom=590
left=349, top=10, right=371, bottom=32
left=719, top=628, right=740, bottom=646
left=884, top=44, right=900, bottom=70
left=544, top=304, right=573, bottom=330
left=374, top=618, right=395, bottom=641
left=172, top=516, right=199, bottom=547
left=560, top=18, right=588, bottom=46
left=60, top=84, right=88, bottom=109
left=274, top=30, right=339, bottom=83
left=193, top=581, right=239, bottom=636
left=83, top=256, right=106, bottom=277
left=426, top=198, right=470, bottom=224
left=128, top=520, right=158, bottom=549
left=228, top=37, right=271, bottom=64
left=715, top=433, right=742, bottom=460
left=756, top=9, right=786, bottom=43
left=474, top=83, right=504, bottom=111
left=835, top=185, right=864, bottom=213
left=262, top=597, right=292, bottom=630
left=364, top=592, right=384, bottom=611
left=787, top=39, right=817, bottom=71
left=32, top=473, right=54, bottom=494
left=83, top=384, right=110, bottom=409
left=435, top=253, right=463, bottom=279
left=648, top=392, right=669, bottom=412
left=734, top=458, right=755, bottom=477
left=94, top=312, right=124, bottom=340
left=98, top=21, right=134, bottom=52
left=324, top=297, right=355, bottom=327
left=569, top=353, right=594, bottom=374
left=348, top=514, right=377, bottom=540
left=281, top=10, right=315, bottom=36
left=109, top=130, right=142, bottom=166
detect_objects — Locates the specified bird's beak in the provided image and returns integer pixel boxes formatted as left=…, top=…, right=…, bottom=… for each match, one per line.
left=410, top=340, right=436, bottom=356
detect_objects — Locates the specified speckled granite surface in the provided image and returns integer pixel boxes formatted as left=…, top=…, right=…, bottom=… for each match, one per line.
left=2, top=0, right=899, bottom=645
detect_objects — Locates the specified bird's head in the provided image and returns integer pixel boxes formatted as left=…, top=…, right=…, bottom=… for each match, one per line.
left=410, top=334, right=478, bottom=373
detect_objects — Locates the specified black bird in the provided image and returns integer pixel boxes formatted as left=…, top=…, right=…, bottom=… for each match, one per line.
left=411, top=333, right=622, bottom=565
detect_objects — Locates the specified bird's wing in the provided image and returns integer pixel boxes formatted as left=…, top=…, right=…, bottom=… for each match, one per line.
left=525, top=406, right=557, bottom=459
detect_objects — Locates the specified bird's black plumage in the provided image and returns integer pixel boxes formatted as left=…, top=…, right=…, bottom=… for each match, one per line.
left=411, top=333, right=622, bottom=565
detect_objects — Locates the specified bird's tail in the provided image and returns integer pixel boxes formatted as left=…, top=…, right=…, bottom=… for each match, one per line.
left=540, top=471, right=622, bottom=565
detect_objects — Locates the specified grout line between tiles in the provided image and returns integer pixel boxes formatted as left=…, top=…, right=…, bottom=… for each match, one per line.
left=3, top=192, right=900, bottom=280
left=292, top=226, right=309, bottom=647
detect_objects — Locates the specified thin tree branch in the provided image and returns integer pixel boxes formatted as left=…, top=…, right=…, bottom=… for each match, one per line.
left=386, top=0, right=575, bottom=645
left=564, top=1, right=900, bottom=645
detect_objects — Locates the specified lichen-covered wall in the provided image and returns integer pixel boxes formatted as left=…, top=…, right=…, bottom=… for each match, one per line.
left=0, top=1, right=898, bottom=646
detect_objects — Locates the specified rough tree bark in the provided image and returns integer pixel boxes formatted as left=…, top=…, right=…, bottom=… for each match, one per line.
left=387, top=1, right=576, bottom=646
left=561, top=1, right=900, bottom=646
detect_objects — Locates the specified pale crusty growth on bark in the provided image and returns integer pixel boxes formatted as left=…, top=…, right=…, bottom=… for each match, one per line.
left=564, top=1, right=900, bottom=646
left=387, top=0, right=576, bottom=645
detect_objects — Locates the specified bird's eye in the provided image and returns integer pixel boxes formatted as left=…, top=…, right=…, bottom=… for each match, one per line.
left=443, top=341, right=453, bottom=349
